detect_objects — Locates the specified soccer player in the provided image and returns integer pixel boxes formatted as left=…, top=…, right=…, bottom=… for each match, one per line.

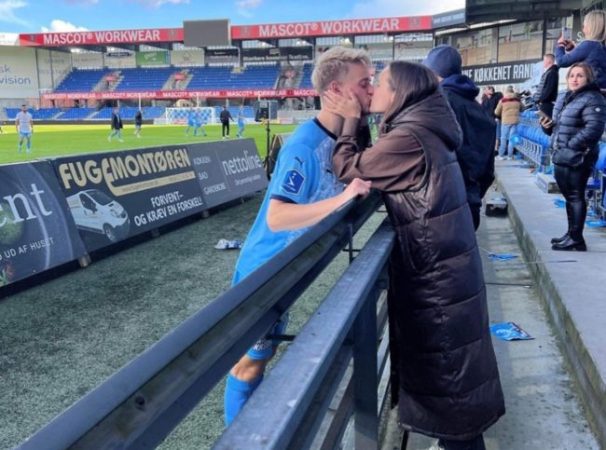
left=236, top=106, right=246, bottom=138
left=185, top=107, right=196, bottom=136
left=224, top=46, right=375, bottom=426
left=108, top=106, right=124, bottom=142
left=193, top=110, right=207, bottom=137
left=134, top=109, right=143, bottom=138
left=15, top=104, right=34, bottom=154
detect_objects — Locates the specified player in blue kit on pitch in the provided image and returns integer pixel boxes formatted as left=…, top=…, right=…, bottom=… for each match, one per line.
left=224, top=46, right=375, bottom=426
left=185, top=107, right=197, bottom=135
left=193, top=111, right=207, bottom=137
left=236, top=106, right=246, bottom=138
left=16, top=104, right=34, bottom=154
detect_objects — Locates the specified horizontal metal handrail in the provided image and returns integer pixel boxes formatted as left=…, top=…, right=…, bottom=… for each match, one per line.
left=213, top=220, right=395, bottom=450
left=16, top=192, right=382, bottom=450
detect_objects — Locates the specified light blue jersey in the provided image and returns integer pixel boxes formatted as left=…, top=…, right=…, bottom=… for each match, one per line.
left=187, top=110, right=196, bottom=126
left=232, top=118, right=343, bottom=284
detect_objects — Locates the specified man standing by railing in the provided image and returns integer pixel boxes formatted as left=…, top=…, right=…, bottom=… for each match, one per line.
left=533, top=54, right=559, bottom=118
left=423, top=45, right=496, bottom=230
left=224, top=46, right=374, bottom=426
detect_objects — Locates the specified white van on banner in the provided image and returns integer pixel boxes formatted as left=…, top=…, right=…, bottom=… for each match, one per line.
left=66, top=190, right=130, bottom=243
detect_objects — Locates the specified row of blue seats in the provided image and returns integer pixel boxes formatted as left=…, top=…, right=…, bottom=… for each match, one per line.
left=54, top=65, right=281, bottom=93
left=4, top=106, right=167, bottom=121
left=92, top=106, right=166, bottom=120
left=5, top=108, right=63, bottom=120
left=55, top=69, right=113, bottom=92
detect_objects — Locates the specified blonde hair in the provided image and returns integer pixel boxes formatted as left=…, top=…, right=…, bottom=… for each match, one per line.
left=584, top=10, right=606, bottom=41
left=311, top=47, right=371, bottom=94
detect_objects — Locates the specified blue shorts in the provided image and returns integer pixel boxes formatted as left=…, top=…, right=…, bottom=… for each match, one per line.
left=19, top=132, right=32, bottom=138
left=246, top=313, right=289, bottom=360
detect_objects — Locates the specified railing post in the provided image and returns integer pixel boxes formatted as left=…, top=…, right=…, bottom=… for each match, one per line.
left=353, top=282, right=380, bottom=449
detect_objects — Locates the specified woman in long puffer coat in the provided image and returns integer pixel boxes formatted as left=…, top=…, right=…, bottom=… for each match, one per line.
left=324, top=61, right=505, bottom=450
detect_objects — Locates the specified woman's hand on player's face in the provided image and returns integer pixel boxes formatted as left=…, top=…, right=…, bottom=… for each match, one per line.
left=323, top=89, right=362, bottom=119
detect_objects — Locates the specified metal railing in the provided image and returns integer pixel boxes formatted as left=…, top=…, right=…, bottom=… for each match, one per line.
left=16, top=192, right=396, bottom=450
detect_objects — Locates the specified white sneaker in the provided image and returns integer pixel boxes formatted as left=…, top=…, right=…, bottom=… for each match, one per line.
left=495, top=156, right=505, bottom=161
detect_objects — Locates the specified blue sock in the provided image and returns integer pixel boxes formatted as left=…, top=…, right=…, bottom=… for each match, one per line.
left=224, top=373, right=263, bottom=426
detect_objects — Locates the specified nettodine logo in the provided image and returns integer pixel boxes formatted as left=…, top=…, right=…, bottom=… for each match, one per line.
left=58, top=148, right=194, bottom=196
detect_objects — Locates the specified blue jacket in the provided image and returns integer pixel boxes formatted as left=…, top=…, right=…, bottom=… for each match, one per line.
left=544, top=83, right=606, bottom=167
left=555, top=40, right=606, bottom=89
left=441, top=74, right=496, bottom=204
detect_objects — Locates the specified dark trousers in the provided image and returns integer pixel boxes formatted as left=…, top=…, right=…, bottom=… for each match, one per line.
left=439, top=434, right=486, bottom=450
left=222, top=121, right=230, bottom=137
left=470, top=203, right=481, bottom=231
left=539, top=101, right=554, bottom=118
left=553, top=163, right=592, bottom=241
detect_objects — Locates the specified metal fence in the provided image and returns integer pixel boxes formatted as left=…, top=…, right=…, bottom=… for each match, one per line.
left=16, top=192, right=396, bottom=450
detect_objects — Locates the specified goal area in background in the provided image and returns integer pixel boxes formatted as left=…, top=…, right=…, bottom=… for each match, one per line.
left=165, top=107, right=216, bottom=125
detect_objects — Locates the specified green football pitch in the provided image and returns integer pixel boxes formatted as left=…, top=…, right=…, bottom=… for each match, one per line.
left=0, top=123, right=297, bottom=165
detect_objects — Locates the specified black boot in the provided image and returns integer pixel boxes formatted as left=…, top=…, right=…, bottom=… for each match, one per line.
left=551, top=233, right=569, bottom=244
left=551, top=236, right=587, bottom=251
left=552, top=202, right=573, bottom=244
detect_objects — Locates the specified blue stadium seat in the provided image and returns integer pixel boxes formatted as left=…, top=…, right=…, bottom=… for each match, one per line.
left=113, top=68, right=176, bottom=92
left=187, top=65, right=279, bottom=90
left=5, top=108, right=62, bottom=120
left=55, top=68, right=113, bottom=92
left=56, top=108, right=96, bottom=120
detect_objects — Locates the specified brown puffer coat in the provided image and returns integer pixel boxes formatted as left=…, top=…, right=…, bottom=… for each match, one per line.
left=333, top=91, right=505, bottom=440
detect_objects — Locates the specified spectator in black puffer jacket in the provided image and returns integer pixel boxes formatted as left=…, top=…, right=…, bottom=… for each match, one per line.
left=540, top=62, right=606, bottom=251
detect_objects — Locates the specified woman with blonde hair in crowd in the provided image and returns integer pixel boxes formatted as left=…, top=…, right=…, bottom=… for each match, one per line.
left=540, top=62, right=606, bottom=251
left=324, top=61, right=505, bottom=450
left=556, top=10, right=606, bottom=89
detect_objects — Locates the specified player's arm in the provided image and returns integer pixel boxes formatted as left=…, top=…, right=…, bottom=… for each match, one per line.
left=266, top=179, right=371, bottom=231
left=15, top=117, right=19, bottom=132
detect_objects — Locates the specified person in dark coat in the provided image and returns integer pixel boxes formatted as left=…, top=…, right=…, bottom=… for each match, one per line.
left=220, top=106, right=233, bottom=139
left=134, top=109, right=143, bottom=138
left=481, top=86, right=503, bottom=151
left=533, top=54, right=560, bottom=118
left=108, top=106, right=123, bottom=142
left=325, top=61, right=505, bottom=450
left=556, top=10, right=606, bottom=90
left=540, top=62, right=606, bottom=251
left=423, top=45, right=496, bottom=230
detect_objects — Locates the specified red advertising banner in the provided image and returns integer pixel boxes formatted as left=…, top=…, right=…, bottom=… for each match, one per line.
left=231, top=16, right=432, bottom=39
left=42, top=89, right=318, bottom=100
left=19, top=17, right=432, bottom=48
left=19, top=28, right=184, bottom=47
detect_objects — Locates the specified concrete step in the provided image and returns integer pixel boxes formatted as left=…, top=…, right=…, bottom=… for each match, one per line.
left=496, top=160, right=606, bottom=448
